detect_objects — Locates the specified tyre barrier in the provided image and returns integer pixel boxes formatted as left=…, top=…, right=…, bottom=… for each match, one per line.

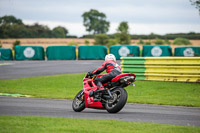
left=142, top=45, right=172, bottom=57
left=121, top=57, right=200, bottom=83
left=2, top=45, right=200, bottom=61
left=110, top=45, right=140, bottom=60
left=0, top=48, right=13, bottom=60
left=175, top=46, right=200, bottom=56
left=78, top=45, right=107, bottom=60
left=15, top=46, right=45, bottom=60
left=46, top=46, right=76, bottom=60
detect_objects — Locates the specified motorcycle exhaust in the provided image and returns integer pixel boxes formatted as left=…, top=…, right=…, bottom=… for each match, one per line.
left=102, top=95, right=112, bottom=100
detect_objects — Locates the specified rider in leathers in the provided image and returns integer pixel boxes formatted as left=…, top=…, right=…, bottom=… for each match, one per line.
left=88, top=54, right=121, bottom=100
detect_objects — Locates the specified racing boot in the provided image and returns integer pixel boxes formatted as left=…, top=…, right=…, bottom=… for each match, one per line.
left=89, top=90, right=101, bottom=102
left=90, top=81, right=104, bottom=101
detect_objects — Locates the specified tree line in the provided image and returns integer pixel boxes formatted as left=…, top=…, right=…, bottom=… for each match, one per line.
left=0, top=15, right=68, bottom=38
left=82, top=32, right=200, bottom=40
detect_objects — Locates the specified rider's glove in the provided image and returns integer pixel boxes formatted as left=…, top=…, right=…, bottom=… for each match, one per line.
left=87, top=71, right=94, bottom=76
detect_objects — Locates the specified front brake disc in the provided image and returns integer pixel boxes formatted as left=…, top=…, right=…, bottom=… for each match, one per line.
left=108, top=93, right=117, bottom=103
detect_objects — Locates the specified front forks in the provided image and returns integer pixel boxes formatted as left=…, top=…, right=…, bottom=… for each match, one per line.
left=77, top=91, right=84, bottom=100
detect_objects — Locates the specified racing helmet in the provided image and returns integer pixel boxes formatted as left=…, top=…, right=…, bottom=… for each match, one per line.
left=105, top=54, right=116, bottom=61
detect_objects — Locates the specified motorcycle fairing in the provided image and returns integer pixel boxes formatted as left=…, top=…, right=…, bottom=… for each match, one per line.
left=83, top=78, right=104, bottom=108
left=111, top=73, right=136, bottom=82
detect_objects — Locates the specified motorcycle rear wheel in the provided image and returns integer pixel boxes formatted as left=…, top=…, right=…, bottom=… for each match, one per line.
left=105, top=87, right=127, bottom=113
left=72, top=90, right=85, bottom=112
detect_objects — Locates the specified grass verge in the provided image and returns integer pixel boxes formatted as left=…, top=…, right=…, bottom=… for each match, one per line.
left=0, top=73, right=200, bottom=106
left=0, top=116, right=200, bottom=133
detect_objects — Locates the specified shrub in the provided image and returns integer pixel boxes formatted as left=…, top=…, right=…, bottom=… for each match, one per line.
left=144, top=40, right=151, bottom=45
left=154, top=38, right=164, bottom=45
left=115, top=32, right=131, bottom=44
left=68, top=41, right=79, bottom=46
left=173, top=38, right=191, bottom=45
left=12, top=40, right=20, bottom=49
left=137, top=38, right=144, bottom=44
left=84, top=40, right=90, bottom=45
left=107, top=39, right=118, bottom=48
left=164, top=39, right=171, bottom=45
left=94, top=34, right=109, bottom=45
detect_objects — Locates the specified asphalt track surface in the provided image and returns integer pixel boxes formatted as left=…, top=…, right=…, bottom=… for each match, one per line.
left=0, top=96, right=200, bottom=126
left=0, top=60, right=109, bottom=80
left=0, top=61, right=200, bottom=126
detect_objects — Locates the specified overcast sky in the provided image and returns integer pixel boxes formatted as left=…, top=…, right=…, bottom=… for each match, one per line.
left=0, top=0, right=200, bottom=37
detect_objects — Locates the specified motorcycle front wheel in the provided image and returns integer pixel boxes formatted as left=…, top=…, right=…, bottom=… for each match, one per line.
left=72, top=90, right=85, bottom=112
left=105, top=87, right=127, bottom=113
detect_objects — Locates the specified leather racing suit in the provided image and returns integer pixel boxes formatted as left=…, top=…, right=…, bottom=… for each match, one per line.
left=92, top=60, right=121, bottom=88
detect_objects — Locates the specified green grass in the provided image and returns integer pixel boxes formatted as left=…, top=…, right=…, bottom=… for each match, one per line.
left=0, top=73, right=200, bottom=106
left=0, top=73, right=85, bottom=99
left=0, top=116, right=199, bottom=133
left=126, top=81, right=200, bottom=107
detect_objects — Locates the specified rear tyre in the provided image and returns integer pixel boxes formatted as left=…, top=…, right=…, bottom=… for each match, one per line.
left=72, top=90, right=85, bottom=112
left=105, top=88, right=127, bottom=113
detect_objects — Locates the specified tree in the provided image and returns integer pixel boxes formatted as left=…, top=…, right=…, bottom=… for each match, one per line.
left=190, top=0, right=200, bottom=15
left=0, top=23, right=28, bottom=38
left=27, top=23, right=52, bottom=38
left=82, top=9, right=110, bottom=34
left=0, top=15, right=70, bottom=38
left=0, top=15, right=26, bottom=38
left=115, top=21, right=131, bottom=44
left=117, top=21, right=129, bottom=33
left=0, top=15, right=23, bottom=25
left=52, top=26, right=68, bottom=38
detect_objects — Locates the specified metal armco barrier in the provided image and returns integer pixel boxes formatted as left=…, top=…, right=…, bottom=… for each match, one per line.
left=121, top=57, right=200, bottom=83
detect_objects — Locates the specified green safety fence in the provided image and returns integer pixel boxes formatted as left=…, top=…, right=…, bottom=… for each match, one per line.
left=121, top=57, right=200, bottom=83
left=110, top=45, right=140, bottom=60
left=15, top=46, right=45, bottom=60
left=0, top=48, right=13, bottom=60
left=142, top=45, right=172, bottom=57
left=174, top=46, right=200, bottom=57
left=78, top=45, right=107, bottom=60
left=46, top=46, right=76, bottom=60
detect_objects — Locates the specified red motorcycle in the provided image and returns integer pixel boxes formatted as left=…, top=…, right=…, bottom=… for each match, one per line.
left=72, top=72, right=136, bottom=113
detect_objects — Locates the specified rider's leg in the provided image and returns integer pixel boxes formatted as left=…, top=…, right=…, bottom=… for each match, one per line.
left=91, top=73, right=115, bottom=101
left=95, top=73, right=113, bottom=89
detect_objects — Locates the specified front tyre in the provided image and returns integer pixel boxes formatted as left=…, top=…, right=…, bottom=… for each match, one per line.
left=105, top=88, right=127, bottom=113
left=72, top=90, right=85, bottom=112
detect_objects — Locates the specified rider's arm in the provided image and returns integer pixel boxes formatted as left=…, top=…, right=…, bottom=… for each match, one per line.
left=92, top=63, right=106, bottom=75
